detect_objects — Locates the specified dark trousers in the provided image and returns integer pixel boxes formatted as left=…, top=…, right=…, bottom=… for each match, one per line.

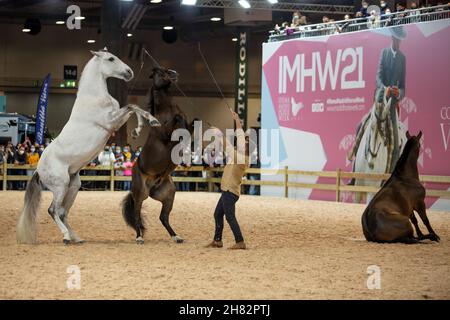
left=213, top=191, right=244, bottom=243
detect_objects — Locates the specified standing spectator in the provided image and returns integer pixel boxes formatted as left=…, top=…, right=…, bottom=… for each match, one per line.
left=122, top=155, right=133, bottom=191
left=123, top=144, right=133, bottom=161
left=97, top=145, right=115, bottom=190
left=14, top=145, right=27, bottom=190
left=26, top=145, right=39, bottom=177
left=110, top=142, right=117, bottom=153
left=114, top=154, right=125, bottom=191
left=38, top=145, right=45, bottom=156
left=98, top=145, right=116, bottom=166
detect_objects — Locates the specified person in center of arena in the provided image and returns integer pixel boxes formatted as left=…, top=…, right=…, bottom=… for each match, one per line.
left=207, top=111, right=250, bottom=250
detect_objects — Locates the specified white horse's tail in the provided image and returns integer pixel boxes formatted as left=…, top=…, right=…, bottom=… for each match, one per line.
left=17, top=172, right=42, bottom=244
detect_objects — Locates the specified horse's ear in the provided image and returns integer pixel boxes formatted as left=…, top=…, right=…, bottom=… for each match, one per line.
left=417, top=131, right=422, bottom=140
left=90, top=50, right=101, bottom=57
left=406, top=131, right=411, bottom=139
left=103, top=46, right=108, bottom=52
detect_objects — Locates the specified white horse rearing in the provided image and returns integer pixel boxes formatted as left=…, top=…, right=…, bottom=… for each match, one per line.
left=17, top=48, right=160, bottom=244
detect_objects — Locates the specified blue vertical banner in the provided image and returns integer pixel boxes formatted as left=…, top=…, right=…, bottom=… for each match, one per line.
left=35, top=73, right=51, bottom=145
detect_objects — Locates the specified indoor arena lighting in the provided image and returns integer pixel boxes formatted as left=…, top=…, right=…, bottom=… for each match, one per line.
left=75, top=16, right=85, bottom=20
left=163, top=26, right=174, bottom=30
left=267, top=0, right=278, bottom=4
left=181, top=0, right=197, bottom=5
left=210, top=17, right=221, bottom=22
left=238, top=0, right=251, bottom=9
left=22, top=28, right=31, bottom=33
left=127, top=33, right=133, bottom=37
left=232, top=37, right=238, bottom=42
left=87, top=39, right=95, bottom=43
left=55, top=20, right=65, bottom=25
left=150, top=0, right=162, bottom=3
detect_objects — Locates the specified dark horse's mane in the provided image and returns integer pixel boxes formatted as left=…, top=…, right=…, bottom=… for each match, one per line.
left=148, top=85, right=171, bottom=116
left=381, top=136, right=419, bottom=189
left=391, top=137, right=416, bottom=176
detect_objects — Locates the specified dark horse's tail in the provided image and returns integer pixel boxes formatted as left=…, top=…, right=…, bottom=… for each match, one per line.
left=122, top=193, right=145, bottom=235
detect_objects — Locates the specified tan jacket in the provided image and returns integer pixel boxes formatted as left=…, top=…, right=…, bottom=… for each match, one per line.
left=220, top=130, right=248, bottom=196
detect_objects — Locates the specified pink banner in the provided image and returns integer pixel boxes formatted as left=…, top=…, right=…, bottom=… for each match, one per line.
left=262, top=20, right=450, bottom=208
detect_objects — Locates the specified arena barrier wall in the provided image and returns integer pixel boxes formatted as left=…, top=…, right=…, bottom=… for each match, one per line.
left=1, top=164, right=449, bottom=207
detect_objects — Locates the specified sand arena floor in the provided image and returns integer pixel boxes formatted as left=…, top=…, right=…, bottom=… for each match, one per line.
left=0, top=191, right=449, bottom=299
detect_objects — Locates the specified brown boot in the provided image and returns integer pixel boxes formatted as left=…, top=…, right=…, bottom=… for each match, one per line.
left=206, top=240, right=223, bottom=248
left=229, top=241, right=246, bottom=250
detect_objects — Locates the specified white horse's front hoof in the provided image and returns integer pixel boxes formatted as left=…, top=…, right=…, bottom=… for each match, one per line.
left=131, top=128, right=140, bottom=138
left=63, top=239, right=71, bottom=245
left=149, top=119, right=161, bottom=127
left=136, top=236, right=144, bottom=245
left=172, top=235, right=184, bottom=243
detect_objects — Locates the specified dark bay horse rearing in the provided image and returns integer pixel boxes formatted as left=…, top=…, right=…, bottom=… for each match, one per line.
left=122, top=67, right=192, bottom=244
left=362, top=131, right=440, bottom=244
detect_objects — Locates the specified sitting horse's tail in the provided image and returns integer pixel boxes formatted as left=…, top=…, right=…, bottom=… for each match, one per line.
left=122, top=193, right=146, bottom=234
left=17, top=172, right=42, bottom=244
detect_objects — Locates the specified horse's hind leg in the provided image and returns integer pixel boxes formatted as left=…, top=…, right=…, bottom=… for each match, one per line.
left=150, top=177, right=183, bottom=243
left=61, top=173, right=83, bottom=243
left=127, top=169, right=149, bottom=244
left=415, top=201, right=440, bottom=242
left=46, top=175, right=71, bottom=244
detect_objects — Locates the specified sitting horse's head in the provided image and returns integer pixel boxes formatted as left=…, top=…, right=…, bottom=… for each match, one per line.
left=90, top=47, right=134, bottom=82
left=150, top=67, right=179, bottom=89
left=405, top=130, right=422, bottom=158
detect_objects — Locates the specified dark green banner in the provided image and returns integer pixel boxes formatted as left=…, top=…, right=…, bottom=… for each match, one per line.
left=234, top=30, right=249, bottom=130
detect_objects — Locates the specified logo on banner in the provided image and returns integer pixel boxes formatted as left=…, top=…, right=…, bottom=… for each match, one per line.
left=235, top=31, right=248, bottom=129
left=35, top=73, right=51, bottom=145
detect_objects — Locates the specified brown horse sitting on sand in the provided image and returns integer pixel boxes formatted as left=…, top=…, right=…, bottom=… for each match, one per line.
left=362, top=131, right=440, bottom=244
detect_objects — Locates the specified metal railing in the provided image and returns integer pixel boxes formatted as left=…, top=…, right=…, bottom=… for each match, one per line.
left=269, top=4, right=450, bottom=42
left=1, top=163, right=449, bottom=202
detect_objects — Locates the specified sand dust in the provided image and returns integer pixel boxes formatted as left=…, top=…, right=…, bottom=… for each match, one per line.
left=0, top=191, right=449, bottom=299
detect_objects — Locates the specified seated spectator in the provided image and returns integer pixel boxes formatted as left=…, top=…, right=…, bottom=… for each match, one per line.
left=380, top=0, right=389, bottom=15
left=368, top=10, right=380, bottom=28
left=409, top=2, right=421, bottom=23
left=360, top=0, right=370, bottom=17
left=354, top=11, right=368, bottom=30
left=395, top=2, right=407, bottom=24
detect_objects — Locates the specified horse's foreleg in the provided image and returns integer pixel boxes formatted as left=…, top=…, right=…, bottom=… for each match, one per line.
left=109, top=107, right=133, bottom=132
left=415, top=201, right=440, bottom=242
left=131, top=113, right=145, bottom=139
left=410, top=212, right=424, bottom=240
left=125, top=104, right=160, bottom=127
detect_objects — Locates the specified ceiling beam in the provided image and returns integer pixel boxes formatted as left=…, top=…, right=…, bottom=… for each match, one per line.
left=188, top=0, right=355, bottom=14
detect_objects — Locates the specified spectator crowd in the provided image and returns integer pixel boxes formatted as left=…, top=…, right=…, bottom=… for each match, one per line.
left=273, top=1, right=449, bottom=38
left=0, top=138, right=260, bottom=195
